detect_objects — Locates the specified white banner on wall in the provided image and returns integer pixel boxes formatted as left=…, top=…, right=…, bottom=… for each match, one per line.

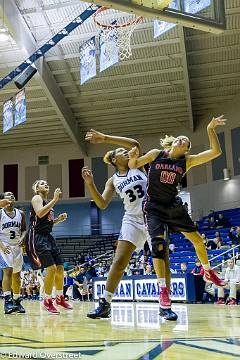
left=94, top=279, right=134, bottom=300
left=134, top=278, right=186, bottom=301
left=93, top=277, right=186, bottom=301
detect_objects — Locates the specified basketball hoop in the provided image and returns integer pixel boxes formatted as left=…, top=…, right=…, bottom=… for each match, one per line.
left=93, top=6, right=143, bottom=61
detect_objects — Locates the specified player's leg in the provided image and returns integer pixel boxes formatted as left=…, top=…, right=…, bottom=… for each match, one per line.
left=145, top=204, right=177, bottom=321
left=41, top=262, right=61, bottom=314
left=182, top=231, right=225, bottom=286
left=54, top=264, right=72, bottom=310
left=12, top=246, right=25, bottom=313
left=12, top=272, right=25, bottom=313
left=2, top=267, right=16, bottom=314
left=87, top=240, right=136, bottom=319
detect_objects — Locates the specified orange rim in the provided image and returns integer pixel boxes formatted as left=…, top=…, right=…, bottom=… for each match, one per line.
left=93, top=6, right=143, bottom=29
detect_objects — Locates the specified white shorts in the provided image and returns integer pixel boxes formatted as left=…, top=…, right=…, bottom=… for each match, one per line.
left=0, top=243, right=23, bottom=273
left=118, top=214, right=151, bottom=250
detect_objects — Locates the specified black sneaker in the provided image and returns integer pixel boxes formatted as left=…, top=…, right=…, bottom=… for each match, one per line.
left=13, top=297, right=26, bottom=314
left=159, top=307, right=178, bottom=321
left=4, top=295, right=18, bottom=314
left=87, top=298, right=111, bottom=319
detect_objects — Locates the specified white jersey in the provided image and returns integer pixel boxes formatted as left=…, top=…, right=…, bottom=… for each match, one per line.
left=113, top=168, right=147, bottom=218
left=0, top=208, right=22, bottom=245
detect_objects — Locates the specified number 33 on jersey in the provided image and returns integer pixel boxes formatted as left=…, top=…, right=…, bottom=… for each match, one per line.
left=113, top=168, right=147, bottom=217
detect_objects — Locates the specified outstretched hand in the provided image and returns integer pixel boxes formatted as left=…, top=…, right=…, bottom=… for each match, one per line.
left=58, top=213, right=68, bottom=222
left=85, top=129, right=105, bottom=144
left=128, top=146, right=139, bottom=160
left=82, top=166, right=94, bottom=185
left=208, top=115, right=227, bottom=129
left=0, top=199, right=12, bottom=208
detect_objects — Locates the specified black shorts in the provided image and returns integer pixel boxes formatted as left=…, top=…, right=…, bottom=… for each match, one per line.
left=26, top=228, right=63, bottom=269
left=144, top=199, right=196, bottom=239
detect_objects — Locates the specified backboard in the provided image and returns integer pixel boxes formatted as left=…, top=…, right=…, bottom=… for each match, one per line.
left=84, top=0, right=226, bottom=34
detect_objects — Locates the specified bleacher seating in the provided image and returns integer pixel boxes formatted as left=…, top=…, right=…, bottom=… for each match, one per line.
left=55, top=207, right=240, bottom=270
left=56, top=234, right=118, bottom=263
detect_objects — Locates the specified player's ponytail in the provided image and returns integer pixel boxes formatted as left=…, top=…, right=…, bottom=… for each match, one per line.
left=32, top=180, right=41, bottom=194
left=103, top=150, right=116, bottom=167
left=160, top=135, right=176, bottom=150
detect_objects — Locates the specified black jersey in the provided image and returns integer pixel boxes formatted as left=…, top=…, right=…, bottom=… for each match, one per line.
left=147, top=150, right=186, bottom=204
left=30, top=200, right=54, bottom=234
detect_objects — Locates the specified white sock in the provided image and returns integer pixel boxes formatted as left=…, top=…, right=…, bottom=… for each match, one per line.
left=3, top=291, right=11, bottom=297
left=56, top=290, right=63, bottom=296
left=13, top=293, right=20, bottom=300
left=202, top=263, right=210, bottom=270
left=104, top=290, right=114, bottom=304
left=158, top=278, right=166, bottom=287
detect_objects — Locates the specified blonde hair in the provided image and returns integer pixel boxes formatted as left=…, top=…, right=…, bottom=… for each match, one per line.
left=103, top=150, right=116, bottom=166
left=160, top=135, right=191, bottom=151
left=160, top=135, right=176, bottom=150
left=32, top=179, right=44, bottom=194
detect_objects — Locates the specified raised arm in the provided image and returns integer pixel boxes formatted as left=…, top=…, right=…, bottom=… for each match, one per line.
left=85, top=129, right=142, bottom=153
left=82, top=166, right=114, bottom=209
left=128, top=147, right=160, bottom=169
left=31, top=189, right=61, bottom=218
left=187, top=115, right=226, bottom=171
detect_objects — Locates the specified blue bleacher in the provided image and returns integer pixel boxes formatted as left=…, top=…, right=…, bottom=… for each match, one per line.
left=170, top=207, right=240, bottom=271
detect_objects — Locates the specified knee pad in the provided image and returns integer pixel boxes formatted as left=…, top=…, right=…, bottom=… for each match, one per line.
left=151, top=237, right=166, bottom=259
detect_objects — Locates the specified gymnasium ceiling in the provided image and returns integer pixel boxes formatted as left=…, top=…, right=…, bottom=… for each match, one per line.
left=0, top=0, right=239, bottom=153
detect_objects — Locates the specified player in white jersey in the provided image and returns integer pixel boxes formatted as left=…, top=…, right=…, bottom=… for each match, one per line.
left=82, top=130, right=150, bottom=319
left=0, top=192, right=26, bottom=314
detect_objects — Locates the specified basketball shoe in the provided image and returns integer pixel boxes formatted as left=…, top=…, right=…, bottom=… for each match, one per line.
left=159, top=307, right=178, bottom=321
left=55, top=295, right=73, bottom=310
left=160, top=286, right=171, bottom=307
left=159, top=287, right=178, bottom=321
left=227, top=298, right=237, bottom=305
left=204, top=269, right=225, bottom=286
left=87, top=298, right=111, bottom=319
left=4, top=295, right=18, bottom=314
left=215, top=298, right=225, bottom=305
left=13, top=297, right=26, bottom=313
left=43, top=298, right=59, bottom=314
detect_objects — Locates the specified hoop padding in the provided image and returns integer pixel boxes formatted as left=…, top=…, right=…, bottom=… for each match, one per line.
left=94, top=7, right=143, bottom=61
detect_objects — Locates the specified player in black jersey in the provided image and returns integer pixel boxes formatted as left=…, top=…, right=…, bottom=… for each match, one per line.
left=26, top=180, right=72, bottom=314
left=129, top=115, right=226, bottom=321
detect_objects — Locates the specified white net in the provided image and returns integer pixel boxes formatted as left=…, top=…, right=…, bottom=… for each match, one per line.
left=94, top=8, right=143, bottom=61
left=99, top=21, right=140, bottom=61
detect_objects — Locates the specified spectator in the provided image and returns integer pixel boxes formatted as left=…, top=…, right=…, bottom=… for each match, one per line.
left=214, top=231, right=224, bottom=249
left=228, top=226, right=240, bottom=246
left=201, top=233, right=209, bottom=248
left=73, top=267, right=86, bottom=300
left=216, top=213, right=231, bottom=228
left=76, top=253, right=85, bottom=265
left=215, top=258, right=240, bottom=305
left=63, top=271, right=74, bottom=299
left=207, top=237, right=218, bottom=250
left=208, top=209, right=217, bottom=221
left=208, top=216, right=217, bottom=229
left=96, top=262, right=105, bottom=276
left=144, top=264, right=152, bottom=275
left=192, top=259, right=205, bottom=303
left=179, top=262, right=188, bottom=274
left=169, top=243, right=175, bottom=254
